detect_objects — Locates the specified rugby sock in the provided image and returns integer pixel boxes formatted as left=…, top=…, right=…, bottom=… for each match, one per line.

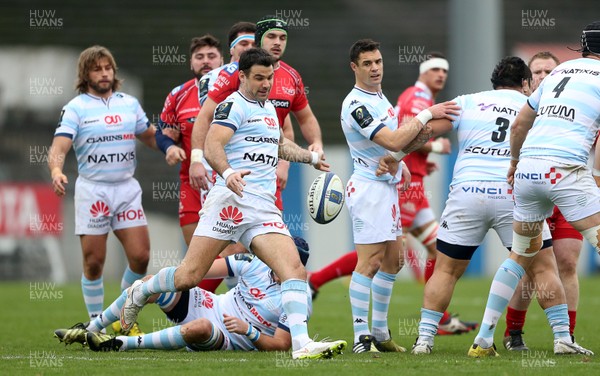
left=504, top=307, right=527, bottom=337
left=350, top=272, right=372, bottom=342
left=136, top=266, right=177, bottom=305
left=81, top=274, right=104, bottom=321
left=545, top=304, right=571, bottom=341
left=417, top=308, right=443, bottom=345
left=281, top=279, right=311, bottom=350
left=310, top=251, right=358, bottom=290
left=119, top=325, right=187, bottom=350
left=474, top=258, right=525, bottom=348
left=424, top=258, right=436, bottom=282
left=87, top=290, right=127, bottom=333
left=371, top=271, right=395, bottom=341
left=121, top=265, right=144, bottom=291
left=198, top=278, right=223, bottom=293
left=568, top=310, right=577, bottom=336
left=155, top=292, right=178, bottom=311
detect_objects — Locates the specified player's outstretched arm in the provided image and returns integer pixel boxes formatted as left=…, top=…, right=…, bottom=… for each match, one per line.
left=48, top=136, right=72, bottom=197
left=278, top=131, right=330, bottom=172
left=222, top=314, right=291, bottom=351
left=373, top=101, right=459, bottom=153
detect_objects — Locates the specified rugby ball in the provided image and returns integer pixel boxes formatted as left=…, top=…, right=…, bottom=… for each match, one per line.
left=307, top=172, right=345, bottom=224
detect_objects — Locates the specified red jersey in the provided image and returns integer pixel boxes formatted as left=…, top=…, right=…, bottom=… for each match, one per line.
left=208, top=61, right=308, bottom=127
left=160, top=78, right=200, bottom=180
left=395, top=81, right=434, bottom=179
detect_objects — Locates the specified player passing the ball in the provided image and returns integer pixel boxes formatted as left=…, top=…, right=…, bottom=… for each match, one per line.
left=120, top=48, right=346, bottom=360
left=340, top=38, right=459, bottom=353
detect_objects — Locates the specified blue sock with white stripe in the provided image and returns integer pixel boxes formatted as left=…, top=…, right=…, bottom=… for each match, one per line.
left=474, top=258, right=525, bottom=348
left=545, top=304, right=571, bottom=341
left=417, top=308, right=444, bottom=345
left=281, top=279, right=311, bottom=351
left=88, top=290, right=127, bottom=333
left=119, top=325, right=187, bottom=350
left=81, top=274, right=103, bottom=321
left=121, top=265, right=145, bottom=291
left=136, top=266, right=177, bottom=306
left=350, top=272, right=372, bottom=343
left=371, top=271, right=396, bottom=341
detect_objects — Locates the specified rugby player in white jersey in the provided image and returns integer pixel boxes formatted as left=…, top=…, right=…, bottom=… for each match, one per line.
left=381, top=56, right=572, bottom=356
left=340, top=39, right=459, bottom=353
left=120, top=48, right=346, bottom=360
left=48, top=45, right=156, bottom=336
left=467, top=21, right=600, bottom=357
left=55, top=237, right=312, bottom=353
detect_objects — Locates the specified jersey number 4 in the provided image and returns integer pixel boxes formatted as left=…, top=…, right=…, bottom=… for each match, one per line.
left=552, top=77, right=571, bottom=98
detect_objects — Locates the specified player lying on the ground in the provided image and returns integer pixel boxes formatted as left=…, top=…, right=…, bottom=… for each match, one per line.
left=55, top=237, right=314, bottom=353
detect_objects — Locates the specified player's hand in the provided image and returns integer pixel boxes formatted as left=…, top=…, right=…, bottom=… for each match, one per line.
left=308, top=142, right=324, bottom=157
left=426, top=161, right=439, bottom=175
left=429, top=101, right=460, bottom=121
left=162, top=126, right=181, bottom=143
left=376, top=155, right=399, bottom=177
left=222, top=313, right=248, bottom=335
left=226, top=170, right=251, bottom=197
left=400, top=162, right=411, bottom=191
left=313, top=151, right=330, bottom=172
left=165, top=145, right=186, bottom=166
left=51, top=169, right=68, bottom=197
left=507, top=160, right=518, bottom=186
left=276, top=161, right=289, bottom=190
left=189, top=162, right=210, bottom=191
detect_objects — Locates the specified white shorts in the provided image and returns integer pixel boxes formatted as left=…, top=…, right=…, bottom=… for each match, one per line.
left=346, top=174, right=402, bottom=244
left=194, top=185, right=290, bottom=250
left=513, top=158, right=600, bottom=223
left=74, top=177, right=147, bottom=235
left=438, top=181, right=551, bottom=250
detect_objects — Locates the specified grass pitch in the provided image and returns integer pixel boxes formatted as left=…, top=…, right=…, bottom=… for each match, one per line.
left=2, top=276, right=600, bottom=375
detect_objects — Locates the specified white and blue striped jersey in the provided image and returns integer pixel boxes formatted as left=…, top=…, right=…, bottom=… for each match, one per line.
left=522, top=58, right=600, bottom=165
left=197, top=64, right=231, bottom=105
left=216, top=254, right=304, bottom=350
left=341, top=86, right=398, bottom=183
left=211, top=91, right=280, bottom=200
left=450, top=89, right=527, bottom=186
left=55, top=92, right=150, bottom=182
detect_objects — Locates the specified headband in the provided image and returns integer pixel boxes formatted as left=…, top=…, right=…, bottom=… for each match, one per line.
left=419, top=58, right=449, bottom=74
left=230, top=34, right=255, bottom=49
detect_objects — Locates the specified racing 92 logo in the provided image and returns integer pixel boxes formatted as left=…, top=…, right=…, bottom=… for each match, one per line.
left=264, top=117, right=278, bottom=129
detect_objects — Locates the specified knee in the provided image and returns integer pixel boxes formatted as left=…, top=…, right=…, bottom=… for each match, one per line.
left=181, top=319, right=212, bottom=343
left=82, top=256, right=105, bottom=278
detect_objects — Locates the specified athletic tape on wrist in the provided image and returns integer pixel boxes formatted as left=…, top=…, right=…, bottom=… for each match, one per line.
left=415, top=109, right=433, bottom=126
left=222, top=168, right=235, bottom=181
left=310, top=151, right=319, bottom=166
left=191, top=149, right=204, bottom=164
left=430, top=140, right=443, bottom=153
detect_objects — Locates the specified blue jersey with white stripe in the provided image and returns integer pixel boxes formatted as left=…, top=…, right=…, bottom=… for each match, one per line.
left=54, top=92, right=149, bottom=182
left=450, top=89, right=527, bottom=185
left=341, top=87, right=398, bottom=182
left=521, top=58, right=600, bottom=165
left=211, top=91, right=280, bottom=200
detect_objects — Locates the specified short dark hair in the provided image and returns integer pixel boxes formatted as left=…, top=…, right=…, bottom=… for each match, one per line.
left=238, top=48, right=274, bottom=75
left=350, top=39, right=380, bottom=64
left=227, top=22, right=256, bottom=47
left=189, top=34, right=221, bottom=57
left=427, top=51, right=446, bottom=60
left=528, top=51, right=560, bottom=67
left=490, top=56, right=531, bottom=90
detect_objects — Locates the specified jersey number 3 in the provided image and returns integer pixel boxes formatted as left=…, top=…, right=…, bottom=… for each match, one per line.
left=491, top=117, right=509, bottom=143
